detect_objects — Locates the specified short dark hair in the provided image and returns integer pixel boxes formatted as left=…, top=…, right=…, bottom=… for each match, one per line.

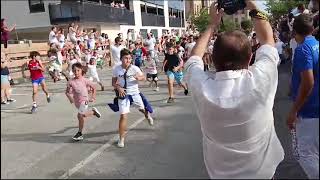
left=72, top=62, right=86, bottom=75
left=115, top=37, right=121, bottom=43
left=166, top=42, right=174, bottom=49
left=51, top=26, right=56, bottom=30
left=293, top=14, right=314, bottom=36
left=212, top=31, right=252, bottom=71
left=30, top=51, right=41, bottom=59
left=120, top=49, right=131, bottom=59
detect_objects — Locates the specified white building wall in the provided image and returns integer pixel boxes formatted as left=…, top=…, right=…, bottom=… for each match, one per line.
left=163, top=0, right=170, bottom=28
left=1, top=0, right=59, bottom=29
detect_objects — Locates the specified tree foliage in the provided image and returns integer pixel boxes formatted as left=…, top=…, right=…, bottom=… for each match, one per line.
left=265, top=0, right=308, bottom=20
left=190, top=8, right=239, bottom=33
left=190, top=8, right=210, bottom=33
left=240, top=19, right=253, bottom=35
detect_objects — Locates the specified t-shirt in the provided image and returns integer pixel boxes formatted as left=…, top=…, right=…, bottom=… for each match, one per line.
left=289, top=38, right=298, bottom=61
left=132, top=48, right=143, bottom=63
left=275, top=41, right=284, bottom=54
left=145, top=38, right=156, bottom=51
left=28, top=60, right=44, bottom=80
left=291, top=35, right=319, bottom=118
left=165, top=53, right=180, bottom=72
left=185, top=42, right=196, bottom=57
left=112, top=64, right=143, bottom=95
left=66, top=77, right=95, bottom=108
left=111, top=45, right=125, bottom=65
left=145, top=59, right=157, bottom=74
left=49, top=31, right=58, bottom=44
left=87, top=64, right=98, bottom=77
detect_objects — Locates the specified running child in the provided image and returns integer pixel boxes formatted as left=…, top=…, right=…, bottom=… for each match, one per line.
left=24, top=51, right=51, bottom=113
left=65, top=62, right=101, bottom=141
left=87, top=58, right=105, bottom=91
left=145, top=51, right=159, bottom=91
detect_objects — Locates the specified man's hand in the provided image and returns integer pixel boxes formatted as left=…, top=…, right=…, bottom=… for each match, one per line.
left=209, top=3, right=224, bottom=27
left=117, top=87, right=126, bottom=98
left=245, top=0, right=257, bottom=11
left=287, top=109, right=298, bottom=130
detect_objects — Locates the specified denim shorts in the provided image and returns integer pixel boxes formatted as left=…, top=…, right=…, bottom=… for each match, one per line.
left=166, top=71, right=183, bottom=84
left=1, top=75, right=10, bottom=85
left=32, top=77, right=45, bottom=85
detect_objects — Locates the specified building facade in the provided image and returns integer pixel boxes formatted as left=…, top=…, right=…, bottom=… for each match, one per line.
left=1, top=0, right=186, bottom=41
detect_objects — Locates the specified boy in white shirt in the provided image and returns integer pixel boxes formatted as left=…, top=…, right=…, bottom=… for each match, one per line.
left=112, top=49, right=154, bottom=148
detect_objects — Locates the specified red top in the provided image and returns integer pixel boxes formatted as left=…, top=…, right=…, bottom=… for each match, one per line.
left=141, top=47, right=147, bottom=56
left=28, top=60, right=44, bottom=80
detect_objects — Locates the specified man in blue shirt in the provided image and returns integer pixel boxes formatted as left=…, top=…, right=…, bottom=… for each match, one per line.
left=288, top=14, right=319, bottom=179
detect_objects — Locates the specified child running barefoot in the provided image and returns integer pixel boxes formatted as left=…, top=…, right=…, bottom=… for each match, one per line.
left=145, top=51, right=159, bottom=91
left=65, top=62, right=101, bottom=141
left=87, top=58, right=105, bottom=91
left=24, top=51, right=51, bottom=113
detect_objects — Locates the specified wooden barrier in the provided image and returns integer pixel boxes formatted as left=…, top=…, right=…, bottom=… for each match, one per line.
left=1, top=43, right=50, bottom=80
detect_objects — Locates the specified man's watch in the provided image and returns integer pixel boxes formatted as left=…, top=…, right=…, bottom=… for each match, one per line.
left=249, top=9, right=268, bottom=21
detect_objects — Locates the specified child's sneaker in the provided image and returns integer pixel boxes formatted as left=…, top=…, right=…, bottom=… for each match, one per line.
left=184, top=89, right=189, bottom=96
left=146, top=115, right=154, bottom=126
left=92, top=107, right=101, bottom=118
left=7, top=98, right=16, bottom=103
left=31, top=105, right=37, bottom=114
left=167, top=97, right=174, bottom=103
left=72, top=132, right=83, bottom=141
left=1, top=101, right=9, bottom=105
left=154, top=87, right=159, bottom=91
left=47, top=96, right=51, bottom=103
left=117, top=137, right=125, bottom=148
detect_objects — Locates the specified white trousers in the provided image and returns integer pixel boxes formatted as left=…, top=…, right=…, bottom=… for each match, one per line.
left=296, top=117, right=319, bottom=179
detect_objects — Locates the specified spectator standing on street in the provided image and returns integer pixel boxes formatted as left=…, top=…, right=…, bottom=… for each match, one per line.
left=1, top=52, right=16, bottom=104
left=184, top=2, right=284, bottom=178
left=287, top=14, right=319, bottom=179
left=48, top=26, right=59, bottom=45
left=1, top=18, right=16, bottom=49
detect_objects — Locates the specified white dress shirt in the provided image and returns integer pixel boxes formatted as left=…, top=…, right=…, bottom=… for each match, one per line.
left=184, top=44, right=284, bottom=179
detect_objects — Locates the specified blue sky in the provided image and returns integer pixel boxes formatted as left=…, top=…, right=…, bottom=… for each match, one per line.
left=256, top=0, right=268, bottom=13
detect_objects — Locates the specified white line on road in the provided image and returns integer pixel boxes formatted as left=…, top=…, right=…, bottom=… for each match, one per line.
left=11, top=93, right=30, bottom=96
left=1, top=104, right=29, bottom=112
left=58, top=116, right=147, bottom=179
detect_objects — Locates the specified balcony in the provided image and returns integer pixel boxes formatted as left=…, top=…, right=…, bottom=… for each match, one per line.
left=141, top=13, right=165, bottom=27
left=48, top=2, right=135, bottom=25
left=169, top=17, right=185, bottom=27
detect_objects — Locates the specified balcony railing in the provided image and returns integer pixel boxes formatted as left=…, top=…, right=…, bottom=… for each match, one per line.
left=141, top=13, right=165, bottom=27
left=48, top=2, right=135, bottom=25
left=169, top=17, right=185, bottom=27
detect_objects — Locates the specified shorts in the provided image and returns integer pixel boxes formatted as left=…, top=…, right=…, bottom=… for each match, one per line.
left=166, top=71, right=183, bottom=84
left=89, top=75, right=100, bottom=82
left=77, top=101, right=89, bottom=114
left=147, top=73, right=158, bottom=81
left=32, top=77, right=45, bottom=85
left=1, top=75, right=10, bottom=85
left=118, top=93, right=144, bottom=114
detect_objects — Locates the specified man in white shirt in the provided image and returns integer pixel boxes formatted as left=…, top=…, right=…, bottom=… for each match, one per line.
left=275, top=36, right=285, bottom=64
left=111, top=37, right=125, bottom=66
left=184, top=2, right=284, bottom=179
left=144, top=33, right=157, bottom=64
left=112, top=49, right=154, bottom=148
left=185, top=35, right=196, bottom=59
left=49, top=26, right=58, bottom=45
left=289, top=33, right=298, bottom=62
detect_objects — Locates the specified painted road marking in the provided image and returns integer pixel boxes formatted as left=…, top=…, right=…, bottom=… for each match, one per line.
left=58, top=116, right=147, bottom=179
left=1, top=104, right=29, bottom=112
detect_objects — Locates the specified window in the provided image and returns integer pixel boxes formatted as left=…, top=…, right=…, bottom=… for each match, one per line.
left=29, top=0, right=45, bottom=13
left=158, top=8, right=164, bottom=16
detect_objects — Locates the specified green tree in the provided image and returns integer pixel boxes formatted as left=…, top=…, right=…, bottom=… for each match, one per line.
left=190, top=8, right=239, bottom=33
left=241, top=19, right=253, bottom=35
left=265, top=0, right=308, bottom=20
left=190, top=8, right=210, bottom=33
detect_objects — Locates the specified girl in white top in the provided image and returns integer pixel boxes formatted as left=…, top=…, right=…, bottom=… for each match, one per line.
left=57, top=28, right=65, bottom=49
left=68, top=54, right=81, bottom=78
left=68, top=23, right=77, bottom=44
left=87, top=58, right=104, bottom=91
left=49, top=26, right=59, bottom=45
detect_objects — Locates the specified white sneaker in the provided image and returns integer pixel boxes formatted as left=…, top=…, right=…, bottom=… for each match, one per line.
left=154, top=87, right=159, bottom=91
left=117, top=138, right=125, bottom=148
left=146, top=115, right=154, bottom=126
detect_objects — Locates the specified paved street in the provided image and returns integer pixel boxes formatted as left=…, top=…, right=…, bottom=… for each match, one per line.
left=1, top=61, right=307, bottom=179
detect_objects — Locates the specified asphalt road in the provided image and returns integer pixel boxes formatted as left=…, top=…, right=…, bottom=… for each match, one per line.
left=1, top=61, right=307, bottom=179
